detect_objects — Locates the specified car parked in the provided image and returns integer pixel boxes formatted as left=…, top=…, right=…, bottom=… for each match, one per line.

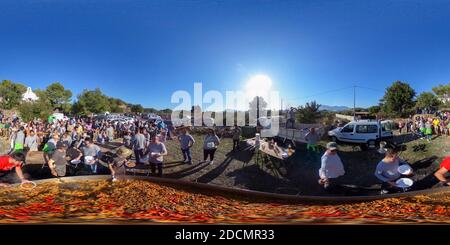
left=328, top=120, right=394, bottom=149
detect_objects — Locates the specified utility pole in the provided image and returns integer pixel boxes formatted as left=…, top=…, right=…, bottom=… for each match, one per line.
left=280, top=98, right=283, bottom=115
left=353, top=85, right=356, bottom=119
left=256, top=96, right=260, bottom=126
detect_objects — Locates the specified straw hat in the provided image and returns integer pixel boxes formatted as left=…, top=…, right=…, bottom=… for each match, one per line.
left=114, top=146, right=133, bottom=159
left=98, top=145, right=132, bottom=166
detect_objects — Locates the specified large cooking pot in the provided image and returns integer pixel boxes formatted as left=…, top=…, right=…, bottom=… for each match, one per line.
left=13, top=175, right=450, bottom=204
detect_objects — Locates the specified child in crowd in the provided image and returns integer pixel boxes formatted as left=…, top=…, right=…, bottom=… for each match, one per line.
left=425, top=121, right=433, bottom=142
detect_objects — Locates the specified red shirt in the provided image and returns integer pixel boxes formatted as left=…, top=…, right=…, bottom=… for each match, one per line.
left=440, top=157, right=450, bottom=171
left=0, top=155, right=20, bottom=171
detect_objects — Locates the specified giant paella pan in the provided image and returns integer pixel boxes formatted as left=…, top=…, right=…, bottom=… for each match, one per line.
left=0, top=175, right=450, bottom=224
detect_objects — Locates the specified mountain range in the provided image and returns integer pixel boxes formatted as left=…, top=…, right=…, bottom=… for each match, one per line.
left=319, top=105, right=351, bottom=112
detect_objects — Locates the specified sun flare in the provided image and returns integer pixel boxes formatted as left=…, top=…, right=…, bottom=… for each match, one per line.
left=245, top=74, right=273, bottom=99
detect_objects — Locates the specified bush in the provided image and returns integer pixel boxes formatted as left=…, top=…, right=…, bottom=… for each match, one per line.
left=18, top=99, right=53, bottom=122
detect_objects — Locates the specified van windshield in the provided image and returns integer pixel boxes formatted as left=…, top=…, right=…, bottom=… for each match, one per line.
left=356, top=125, right=378, bottom=133
left=381, top=122, right=394, bottom=131
left=341, top=124, right=354, bottom=133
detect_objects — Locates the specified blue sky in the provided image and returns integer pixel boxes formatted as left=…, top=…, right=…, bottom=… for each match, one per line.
left=1, top=0, right=450, bottom=110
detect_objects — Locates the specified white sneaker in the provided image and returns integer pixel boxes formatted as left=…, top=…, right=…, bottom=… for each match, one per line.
left=210, top=160, right=214, bottom=165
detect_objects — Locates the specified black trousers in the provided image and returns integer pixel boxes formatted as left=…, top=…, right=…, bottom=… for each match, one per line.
left=321, top=177, right=344, bottom=192
left=203, top=149, right=217, bottom=161
left=0, top=170, right=16, bottom=183
left=150, top=162, right=163, bottom=177
left=286, top=119, right=295, bottom=129
left=134, top=149, right=144, bottom=163
left=411, top=174, right=442, bottom=190
left=233, top=139, right=239, bottom=150
left=323, top=178, right=338, bottom=191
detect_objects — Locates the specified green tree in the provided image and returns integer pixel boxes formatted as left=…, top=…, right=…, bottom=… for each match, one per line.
left=248, top=96, right=268, bottom=125
left=18, top=91, right=53, bottom=121
left=249, top=96, right=268, bottom=112
left=416, top=92, right=441, bottom=112
left=108, top=97, right=126, bottom=113
left=296, top=101, right=322, bottom=123
left=368, top=105, right=381, bottom=115
left=159, top=108, right=172, bottom=114
left=340, top=107, right=366, bottom=116
left=130, top=104, right=144, bottom=113
left=72, top=88, right=110, bottom=116
left=143, top=107, right=158, bottom=113
left=432, top=83, right=450, bottom=98
left=0, top=80, right=27, bottom=109
left=380, top=81, right=416, bottom=117
left=432, top=83, right=450, bottom=106
left=249, top=96, right=268, bottom=123
left=158, top=108, right=172, bottom=118
left=45, top=82, right=72, bottom=111
left=61, top=103, right=73, bottom=115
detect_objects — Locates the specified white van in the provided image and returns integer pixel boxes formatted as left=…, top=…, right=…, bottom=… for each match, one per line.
left=52, top=112, right=68, bottom=121
left=328, top=120, right=393, bottom=147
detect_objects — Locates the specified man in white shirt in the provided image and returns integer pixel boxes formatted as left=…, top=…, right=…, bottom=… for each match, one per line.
left=318, top=142, right=345, bottom=191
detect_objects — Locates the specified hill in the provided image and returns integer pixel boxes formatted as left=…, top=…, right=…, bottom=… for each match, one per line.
left=319, top=105, right=350, bottom=112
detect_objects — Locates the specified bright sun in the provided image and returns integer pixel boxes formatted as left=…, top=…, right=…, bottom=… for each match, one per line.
left=245, top=74, right=273, bottom=99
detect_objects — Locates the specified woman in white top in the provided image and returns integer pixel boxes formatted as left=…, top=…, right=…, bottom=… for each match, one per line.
left=24, top=130, right=39, bottom=151
left=202, top=128, right=220, bottom=165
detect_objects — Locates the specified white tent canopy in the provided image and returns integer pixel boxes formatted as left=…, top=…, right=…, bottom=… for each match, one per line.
left=22, top=87, right=39, bottom=102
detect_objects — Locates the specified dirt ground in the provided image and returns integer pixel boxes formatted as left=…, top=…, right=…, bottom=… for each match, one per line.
left=7, top=131, right=448, bottom=196
left=114, top=132, right=448, bottom=196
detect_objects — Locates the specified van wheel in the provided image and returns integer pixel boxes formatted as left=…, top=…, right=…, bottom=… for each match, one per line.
left=330, top=136, right=338, bottom=142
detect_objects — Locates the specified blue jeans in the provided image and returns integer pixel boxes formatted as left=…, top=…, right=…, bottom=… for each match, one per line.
left=181, top=148, right=192, bottom=162
left=88, top=162, right=97, bottom=174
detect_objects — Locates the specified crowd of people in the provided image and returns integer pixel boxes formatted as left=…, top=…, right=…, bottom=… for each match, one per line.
left=0, top=114, right=146, bottom=183
left=1, top=110, right=448, bottom=195
left=398, top=112, right=450, bottom=142
left=0, top=112, right=246, bottom=185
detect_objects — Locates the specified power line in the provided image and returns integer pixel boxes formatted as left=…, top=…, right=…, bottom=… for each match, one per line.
left=284, top=85, right=384, bottom=103
left=280, top=84, right=387, bottom=113
left=355, top=85, right=384, bottom=92
left=284, top=86, right=354, bottom=102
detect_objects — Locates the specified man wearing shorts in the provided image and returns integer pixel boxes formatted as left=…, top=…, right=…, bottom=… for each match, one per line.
left=48, top=142, right=68, bottom=177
